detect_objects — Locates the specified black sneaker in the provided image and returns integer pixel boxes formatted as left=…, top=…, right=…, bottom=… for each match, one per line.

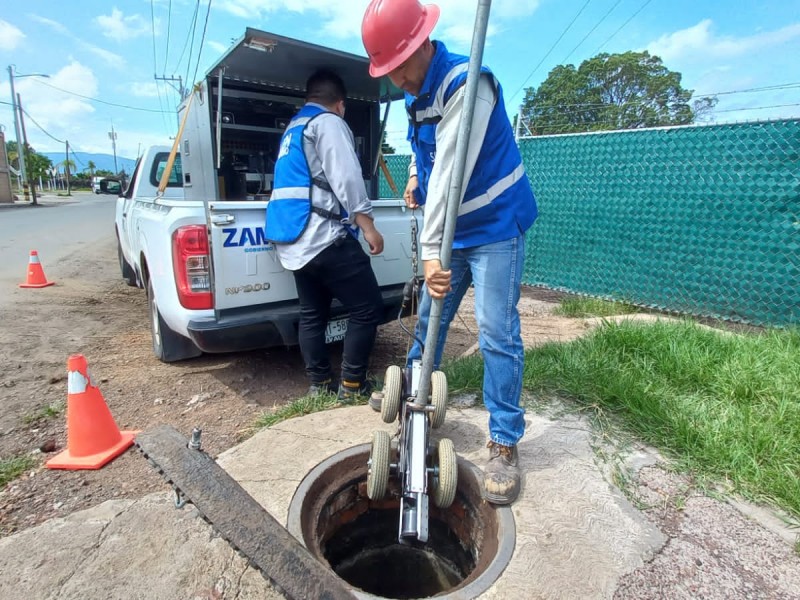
left=307, top=379, right=338, bottom=396
left=337, top=379, right=373, bottom=403
left=484, top=442, right=520, bottom=505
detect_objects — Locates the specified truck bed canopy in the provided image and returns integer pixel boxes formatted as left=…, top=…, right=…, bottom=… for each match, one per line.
left=206, top=27, right=403, bottom=102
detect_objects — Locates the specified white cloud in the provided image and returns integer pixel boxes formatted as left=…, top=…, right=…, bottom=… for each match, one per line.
left=648, top=19, right=800, bottom=63
left=29, top=14, right=125, bottom=68
left=0, top=61, right=99, bottom=151
left=215, top=0, right=540, bottom=45
left=0, top=19, right=26, bottom=51
left=130, top=81, right=162, bottom=98
left=207, top=40, right=231, bottom=55
left=95, top=8, right=154, bottom=41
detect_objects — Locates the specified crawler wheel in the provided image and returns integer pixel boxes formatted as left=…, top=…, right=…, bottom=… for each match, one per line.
left=367, top=430, right=391, bottom=500
left=381, top=365, right=403, bottom=424
left=429, top=370, right=448, bottom=429
left=432, top=438, right=457, bottom=508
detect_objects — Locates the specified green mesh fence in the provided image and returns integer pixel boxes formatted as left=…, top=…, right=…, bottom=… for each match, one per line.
left=376, top=119, right=800, bottom=327
left=518, top=119, right=800, bottom=327
left=378, top=154, right=411, bottom=199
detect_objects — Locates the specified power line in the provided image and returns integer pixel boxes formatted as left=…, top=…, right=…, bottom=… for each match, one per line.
left=519, top=82, right=800, bottom=113
left=172, top=0, right=200, bottom=75
left=184, top=0, right=202, bottom=87
left=715, top=102, right=800, bottom=114
left=151, top=0, right=172, bottom=134
left=0, top=100, right=66, bottom=144
left=190, top=0, right=213, bottom=87
left=560, top=0, right=624, bottom=65
left=28, top=79, right=172, bottom=114
left=508, top=0, right=594, bottom=103
left=697, top=82, right=800, bottom=97
left=593, top=0, right=654, bottom=54
left=164, top=0, right=173, bottom=69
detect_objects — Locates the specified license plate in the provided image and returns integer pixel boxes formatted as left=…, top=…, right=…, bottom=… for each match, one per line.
left=325, top=317, right=348, bottom=343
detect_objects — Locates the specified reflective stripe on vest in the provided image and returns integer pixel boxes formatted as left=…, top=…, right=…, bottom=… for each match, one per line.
left=405, top=41, right=537, bottom=249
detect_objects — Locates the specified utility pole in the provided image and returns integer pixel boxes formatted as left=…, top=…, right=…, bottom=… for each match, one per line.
left=65, top=140, right=71, bottom=196
left=7, top=65, right=26, bottom=194
left=7, top=66, right=49, bottom=195
left=155, top=74, right=184, bottom=128
left=108, top=125, right=118, bottom=175
left=16, top=93, right=36, bottom=205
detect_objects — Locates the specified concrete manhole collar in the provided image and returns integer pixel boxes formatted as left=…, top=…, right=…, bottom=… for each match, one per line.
left=287, top=443, right=515, bottom=599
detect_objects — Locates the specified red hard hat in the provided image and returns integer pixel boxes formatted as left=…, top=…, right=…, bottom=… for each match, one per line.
left=362, top=0, right=440, bottom=78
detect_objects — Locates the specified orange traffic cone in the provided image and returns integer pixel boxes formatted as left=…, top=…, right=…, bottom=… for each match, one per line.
left=46, top=354, right=138, bottom=470
left=19, top=250, right=55, bottom=288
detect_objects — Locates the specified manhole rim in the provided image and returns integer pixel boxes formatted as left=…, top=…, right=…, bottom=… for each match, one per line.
left=286, top=442, right=516, bottom=600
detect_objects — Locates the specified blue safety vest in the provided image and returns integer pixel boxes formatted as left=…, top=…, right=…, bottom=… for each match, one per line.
left=266, top=104, right=352, bottom=244
left=407, top=41, right=537, bottom=250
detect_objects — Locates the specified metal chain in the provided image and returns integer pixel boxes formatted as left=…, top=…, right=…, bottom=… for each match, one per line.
left=410, top=209, right=419, bottom=281
left=405, top=210, right=421, bottom=358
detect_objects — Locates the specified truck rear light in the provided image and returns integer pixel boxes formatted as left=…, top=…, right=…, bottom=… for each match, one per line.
left=172, top=225, right=213, bottom=309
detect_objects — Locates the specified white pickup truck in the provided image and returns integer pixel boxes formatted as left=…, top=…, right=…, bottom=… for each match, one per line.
left=115, top=29, right=417, bottom=362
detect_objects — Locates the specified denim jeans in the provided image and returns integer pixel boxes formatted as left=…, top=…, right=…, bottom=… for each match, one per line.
left=407, top=235, right=526, bottom=446
left=293, top=236, right=382, bottom=384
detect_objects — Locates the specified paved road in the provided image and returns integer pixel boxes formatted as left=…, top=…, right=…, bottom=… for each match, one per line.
left=0, top=192, right=115, bottom=302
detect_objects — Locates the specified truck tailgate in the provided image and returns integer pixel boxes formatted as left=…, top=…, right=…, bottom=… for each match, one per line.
left=208, top=199, right=417, bottom=311
left=208, top=201, right=296, bottom=310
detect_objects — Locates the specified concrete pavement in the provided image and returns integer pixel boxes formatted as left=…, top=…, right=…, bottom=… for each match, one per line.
left=0, top=405, right=668, bottom=600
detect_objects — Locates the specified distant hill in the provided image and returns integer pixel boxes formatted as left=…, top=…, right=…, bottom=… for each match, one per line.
left=42, top=152, right=136, bottom=176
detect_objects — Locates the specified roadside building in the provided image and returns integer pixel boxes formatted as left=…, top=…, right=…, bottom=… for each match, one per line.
left=0, top=131, right=13, bottom=203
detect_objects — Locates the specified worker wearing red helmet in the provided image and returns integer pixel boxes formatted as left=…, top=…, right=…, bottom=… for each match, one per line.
left=363, top=0, right=538, bottom=505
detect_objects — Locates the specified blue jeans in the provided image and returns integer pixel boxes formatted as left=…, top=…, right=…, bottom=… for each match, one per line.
left=407, top=235, right=526, bottom=446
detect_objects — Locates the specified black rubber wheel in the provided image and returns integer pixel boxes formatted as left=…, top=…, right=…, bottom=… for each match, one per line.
left=429, top=370, right=448, bottom=429
left=147, top=278, right=201, bottom=362
left=432, top=438, right=457, bottom=508
left=381, top=365, right=403, bottom=424
left=367, top=430, right=391, bottom=500
left=118, top=239, right=138, bottom=287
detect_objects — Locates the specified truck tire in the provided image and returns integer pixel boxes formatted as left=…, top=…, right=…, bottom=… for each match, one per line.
left=118, top=240, right=138, bottom=287
left=147, top=279, right=202, bottom=362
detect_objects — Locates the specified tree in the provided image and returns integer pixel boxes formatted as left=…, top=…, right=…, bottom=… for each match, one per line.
left=86, top=160, right=96, bottom=181
left=5, top=140, right=53, bottom=186
left=520, top=51, right=717, bottom=135
left=380, top=130, right=396, bottom=155
left=61, top=158, right=76, bottom=195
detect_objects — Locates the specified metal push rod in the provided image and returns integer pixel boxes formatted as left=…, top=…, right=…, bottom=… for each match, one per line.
left=414, top=0, right=493, bottom=406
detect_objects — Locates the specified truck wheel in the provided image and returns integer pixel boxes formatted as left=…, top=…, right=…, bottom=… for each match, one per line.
left=118, top=240, right=137, bottom=287
left=432, top=438, right=457, bottom=509
left=367, top=430, right=391, bottom=500
left=381, top=365, right=402, bottom=424
left=429, top=370, right=448, bottom=429
left=147, top=279, right=201, bottom=362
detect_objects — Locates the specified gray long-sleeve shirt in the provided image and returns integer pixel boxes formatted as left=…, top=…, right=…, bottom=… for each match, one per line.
left=410, top=74, right=495, bottom=261
left=274, top=103, right=373, bottom=271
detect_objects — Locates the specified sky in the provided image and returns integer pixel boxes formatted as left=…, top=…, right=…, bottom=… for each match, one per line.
left=1, top=0, right=799, bottom=165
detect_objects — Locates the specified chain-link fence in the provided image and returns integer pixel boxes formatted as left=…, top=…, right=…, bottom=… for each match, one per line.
left=379, top=154, right=411, bottom=199
left=377, top=119, right=800, bottom=327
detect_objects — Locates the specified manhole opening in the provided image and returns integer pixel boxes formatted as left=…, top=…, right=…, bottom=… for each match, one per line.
left=288, top=444, right=514, bottom=599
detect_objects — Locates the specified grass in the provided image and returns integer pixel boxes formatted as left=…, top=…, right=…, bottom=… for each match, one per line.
left=554, top=296, right=640, bottom=318
left=22, top=402, right=64, bottom=425
left=0, top=456, right=37, bottom=489
left=446, top=319, right=800, bottom=519
left=252, top=392, right=368, bottom=430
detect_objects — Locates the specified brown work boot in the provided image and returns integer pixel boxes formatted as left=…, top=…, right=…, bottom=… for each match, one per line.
left=484, top=441, right=520, bottom=505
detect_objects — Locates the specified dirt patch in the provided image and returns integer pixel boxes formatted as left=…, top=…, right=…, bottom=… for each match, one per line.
left=0, top=238, right=577, bottom=535
left=2, top=241, right=798, bottom=599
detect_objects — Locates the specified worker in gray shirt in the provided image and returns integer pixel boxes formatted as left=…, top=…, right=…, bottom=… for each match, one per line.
left=267, top=69, right=384, bottom=400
